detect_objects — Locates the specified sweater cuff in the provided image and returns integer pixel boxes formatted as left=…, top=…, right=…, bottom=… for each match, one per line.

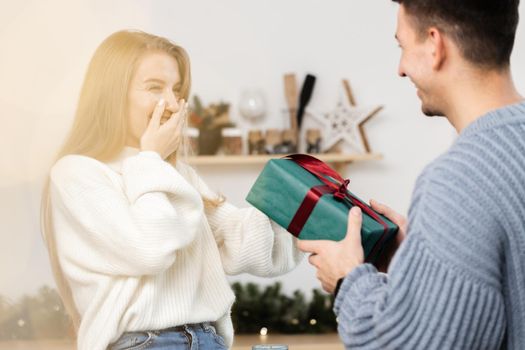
left=334, top=263, right=380, bottom=314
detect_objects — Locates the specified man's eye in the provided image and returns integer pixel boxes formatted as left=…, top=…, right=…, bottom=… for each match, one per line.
left=148, top=85, right=162, bottom=91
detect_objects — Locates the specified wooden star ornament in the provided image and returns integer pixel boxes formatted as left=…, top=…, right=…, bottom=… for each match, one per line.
left=306, top=79, right=383, bottom=153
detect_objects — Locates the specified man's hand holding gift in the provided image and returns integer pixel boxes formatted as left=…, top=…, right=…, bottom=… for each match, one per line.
left=370, top=200, right=407, bottom=273
left=298, top=200, right=407, bottom=294
left=246, top=154, right=405, bottom=294
left=297, top=207, right=364, bottom=293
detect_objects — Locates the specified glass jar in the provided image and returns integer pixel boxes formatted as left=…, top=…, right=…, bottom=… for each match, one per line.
left=248, top=129, right=266, bottom=155
left=306, top=128, right=322, bottom=153
left=221, top=128, right=243, bottom=155
left=264, top=129, right=282, bottom=154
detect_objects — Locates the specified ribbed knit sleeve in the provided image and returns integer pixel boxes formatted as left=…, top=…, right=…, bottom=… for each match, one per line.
left=207, top=204, right=304, bottom=277
left=334, top=242, right=505, bottom=349
left=49, top=152, right=204, bottom=277
left=333, top=144, right=509, bottom=349
left=181, top=164, right=304, bottom=277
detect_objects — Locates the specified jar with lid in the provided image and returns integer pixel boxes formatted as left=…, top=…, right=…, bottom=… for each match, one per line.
left=221, top=128, right=243, bottom=155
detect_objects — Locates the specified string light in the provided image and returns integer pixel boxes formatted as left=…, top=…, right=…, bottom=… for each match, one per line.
left=260, top=327, right=268, bottom=336
left=309, top=319, right=317, bottom=325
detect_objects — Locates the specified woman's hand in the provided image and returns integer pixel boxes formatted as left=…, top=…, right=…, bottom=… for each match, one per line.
left=140, top=98, right=187, bottom=159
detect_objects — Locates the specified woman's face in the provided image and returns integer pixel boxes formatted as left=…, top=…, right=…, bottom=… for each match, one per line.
left=126, top=51, right=183, bottom=148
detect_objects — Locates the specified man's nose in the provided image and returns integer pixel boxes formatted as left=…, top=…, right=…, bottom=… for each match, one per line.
left=398, top=65, right=407, bottom=78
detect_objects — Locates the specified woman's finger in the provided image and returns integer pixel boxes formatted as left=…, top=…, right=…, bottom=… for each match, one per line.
left=165, top=99, right=186, bottom=129
left=149, top=98, right=166, bottom=129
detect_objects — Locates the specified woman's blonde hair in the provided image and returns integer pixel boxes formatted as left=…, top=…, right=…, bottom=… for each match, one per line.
left=41, top=30, right=223, bottom=332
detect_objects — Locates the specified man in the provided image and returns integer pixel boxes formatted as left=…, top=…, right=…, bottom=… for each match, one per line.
left=298, top=0, right=524, bottom=348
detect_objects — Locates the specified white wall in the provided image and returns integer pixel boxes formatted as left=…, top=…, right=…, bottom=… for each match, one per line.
left=1, top=0, right=524, bottom=300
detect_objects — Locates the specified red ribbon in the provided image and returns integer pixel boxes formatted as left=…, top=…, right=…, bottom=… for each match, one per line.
left=285, top=154, right=390, bottom=261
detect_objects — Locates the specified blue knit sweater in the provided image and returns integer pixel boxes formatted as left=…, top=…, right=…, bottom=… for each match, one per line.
left=334, top=101, right=525, bottom=349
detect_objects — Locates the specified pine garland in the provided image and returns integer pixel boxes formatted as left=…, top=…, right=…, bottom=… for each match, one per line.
left=0, top=283, right=337, bottom=340
left=231, top=282, right=337, bottom=334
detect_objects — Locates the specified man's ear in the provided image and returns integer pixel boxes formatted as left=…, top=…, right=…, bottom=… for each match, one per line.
left=428, top=27, right=446, bottom=71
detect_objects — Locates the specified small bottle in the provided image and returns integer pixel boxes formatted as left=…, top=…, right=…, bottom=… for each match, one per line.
left=221, top=128, right=243, bottom=155
left=306, top=128, right=322, bottom=154
left=275, top=129, right=297, bottom=154
left=264, top=129, right=282, bottom=154
left=248, top=130, right=266, bottom=155
left=252, top=345, right=288, bottom=350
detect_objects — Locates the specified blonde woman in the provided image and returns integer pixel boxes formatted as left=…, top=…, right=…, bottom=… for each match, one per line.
left=41, top=30, right=303, bottom=350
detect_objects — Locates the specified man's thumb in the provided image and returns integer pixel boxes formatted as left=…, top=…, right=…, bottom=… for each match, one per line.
left=345, top=206, right=363, bottom=245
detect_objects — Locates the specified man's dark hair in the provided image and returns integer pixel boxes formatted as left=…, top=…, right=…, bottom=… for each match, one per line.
left=393, top=0, right=520, bottom=69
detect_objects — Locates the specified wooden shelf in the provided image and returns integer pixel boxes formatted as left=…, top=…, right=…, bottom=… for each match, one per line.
left=187, top=153, right=383, bottom=166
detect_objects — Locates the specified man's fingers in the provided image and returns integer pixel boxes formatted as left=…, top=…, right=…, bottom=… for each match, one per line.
left=149, top=98, right=166, bottom=129
left=320, top=280, right=332, bottom=293
left=345, top=206, right=363, bottom=245
left=297, top=239, right=328, bottom=254
left=370, top=199, right=406, bottom=228
left=369, top=199, right=390, bottom=214
left=308, top=253, right=320, bottom=268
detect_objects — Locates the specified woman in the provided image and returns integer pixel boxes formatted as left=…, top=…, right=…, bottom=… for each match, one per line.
left=41, top=30, right=303, bottom=350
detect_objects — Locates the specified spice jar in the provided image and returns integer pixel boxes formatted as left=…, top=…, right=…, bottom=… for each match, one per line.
left=221, top=128, right=243, bottom=155
left=306, top=128, right=322, bottom=153
left=248, top=130, right=266, bottom=155
left=265, top=129, right=282, bottom=154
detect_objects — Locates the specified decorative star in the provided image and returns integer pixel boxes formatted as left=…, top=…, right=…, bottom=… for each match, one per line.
left=306, top=83, right=383, bottom=153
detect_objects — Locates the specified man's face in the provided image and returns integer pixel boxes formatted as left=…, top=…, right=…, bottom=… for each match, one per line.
left=396, top=5, right=444, bottom=117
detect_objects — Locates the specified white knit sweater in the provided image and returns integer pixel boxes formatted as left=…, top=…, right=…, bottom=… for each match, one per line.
left=49, top=147, right=303, bottom=350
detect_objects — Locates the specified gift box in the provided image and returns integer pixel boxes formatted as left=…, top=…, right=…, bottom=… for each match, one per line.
left=246, top=154, right=398, bottom=262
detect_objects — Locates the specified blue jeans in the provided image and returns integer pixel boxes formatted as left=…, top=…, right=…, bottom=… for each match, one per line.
left=108, top=323, right=228, bottom=350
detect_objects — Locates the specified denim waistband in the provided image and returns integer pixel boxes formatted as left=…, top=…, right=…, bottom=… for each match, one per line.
left=109, top=322, right=222, bottom=350
left=158, top=322, right=214, bottom=333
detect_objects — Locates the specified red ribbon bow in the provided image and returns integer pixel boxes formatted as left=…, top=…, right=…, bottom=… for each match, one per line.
left=284, top=154, right=390, bottom=261
left=334, top=179, right=351, bottom=201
